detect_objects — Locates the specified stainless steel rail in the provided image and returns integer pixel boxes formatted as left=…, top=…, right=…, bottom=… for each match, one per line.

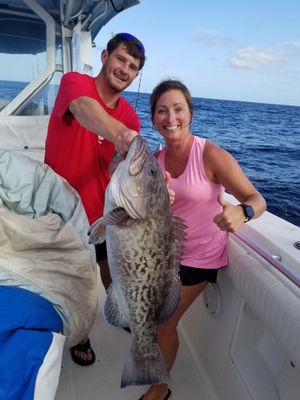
left=233, top=231, right=300, bottom=288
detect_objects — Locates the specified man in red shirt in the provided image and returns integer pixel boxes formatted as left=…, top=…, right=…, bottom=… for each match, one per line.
left=45, top=33, right=146, bottom=366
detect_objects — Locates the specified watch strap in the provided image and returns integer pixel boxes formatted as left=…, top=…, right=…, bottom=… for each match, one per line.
left=238, top=203, right=254, bottom=223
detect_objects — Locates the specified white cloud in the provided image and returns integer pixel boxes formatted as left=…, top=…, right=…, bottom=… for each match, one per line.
left=282, top=41, right=300, bottom=60
left=229, top=46, right=283, bottom=69
left=189, top=29, right=232, bottom=46
left=283, top=41, right=300, bottom=49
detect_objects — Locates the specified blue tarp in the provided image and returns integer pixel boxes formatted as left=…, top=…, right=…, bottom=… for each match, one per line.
left=0, top=286, right=62, bottom=400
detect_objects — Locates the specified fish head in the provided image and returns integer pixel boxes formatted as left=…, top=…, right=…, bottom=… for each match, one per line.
left=107, top=135, right=169, bottom=219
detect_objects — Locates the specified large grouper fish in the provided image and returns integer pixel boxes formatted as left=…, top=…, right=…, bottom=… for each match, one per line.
left=88, top=135, right=186, bottom=388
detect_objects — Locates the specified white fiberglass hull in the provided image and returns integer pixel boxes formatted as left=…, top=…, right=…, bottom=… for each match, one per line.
left=55, top=215, right=300, bottom=400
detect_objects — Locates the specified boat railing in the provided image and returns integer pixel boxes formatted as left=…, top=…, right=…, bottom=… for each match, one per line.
left=233, top=231, right=300, bottom=287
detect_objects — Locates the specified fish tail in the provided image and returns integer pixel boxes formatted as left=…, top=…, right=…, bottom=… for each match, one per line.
left=120, top=343, right=169, bottom=388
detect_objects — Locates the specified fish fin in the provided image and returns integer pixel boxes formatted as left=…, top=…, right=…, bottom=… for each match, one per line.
left=168, top=214, right=187, bottom=272
left=103, top=207, right=129, bottom=225
left=121, top=343, right=169, bottom=388
left=87, top=208, right=128, bottom=244
left=87, top=217, right=106, bottom=244
left=104, top=286, right=130, bottom=327
left=171, top=215, right=188, bottom=252
left=155, top=215, right=186, bottom=325
left=157, top=277, right=181, bottom=325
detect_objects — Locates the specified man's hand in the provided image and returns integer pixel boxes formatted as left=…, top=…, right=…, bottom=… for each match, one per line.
left=114, top=129, right=137, bottom=155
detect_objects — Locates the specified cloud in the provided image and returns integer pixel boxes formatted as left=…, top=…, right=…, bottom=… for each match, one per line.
left=282, top=41, right=300, bottom=59
left=283, top=41, right=300, bottom=50
left=189, top=29, right=233, bottom=46
left=229, top=46, right=283, bottom=69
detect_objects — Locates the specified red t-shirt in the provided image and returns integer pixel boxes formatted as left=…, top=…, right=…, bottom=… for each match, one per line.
left=45, top=72, right=140, bottom=224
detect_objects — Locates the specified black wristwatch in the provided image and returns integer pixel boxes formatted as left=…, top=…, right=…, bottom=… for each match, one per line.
left=238, top=203, right=254, bottom=223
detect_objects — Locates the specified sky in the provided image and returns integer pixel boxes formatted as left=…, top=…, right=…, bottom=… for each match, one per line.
left=92, top=0, right=300, bottom=106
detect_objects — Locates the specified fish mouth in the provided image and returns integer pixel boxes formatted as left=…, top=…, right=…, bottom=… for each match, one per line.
left=128, top=136, right=148, bottom=176
left=110, top=136, right=154, bottom=219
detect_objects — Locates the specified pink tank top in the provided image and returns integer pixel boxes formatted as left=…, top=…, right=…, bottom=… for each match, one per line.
left=157, top=136, right=228, bottom=269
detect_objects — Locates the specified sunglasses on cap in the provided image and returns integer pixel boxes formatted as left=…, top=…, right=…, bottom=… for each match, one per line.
left=116, top=32, right=145, bottom=54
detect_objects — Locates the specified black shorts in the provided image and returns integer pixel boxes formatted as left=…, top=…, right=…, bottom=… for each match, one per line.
left=95, top=241, right=107, bottom=263
left=95, top=244, right=221, bottom=285
left=179, top=265, right=219, bottom=286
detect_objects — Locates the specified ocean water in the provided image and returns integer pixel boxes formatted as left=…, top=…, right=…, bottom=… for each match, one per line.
left=124, top=91, right=300, bottom=227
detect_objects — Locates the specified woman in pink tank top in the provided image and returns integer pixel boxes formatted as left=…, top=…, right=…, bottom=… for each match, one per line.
left=138, top=80, right=266, bottom=400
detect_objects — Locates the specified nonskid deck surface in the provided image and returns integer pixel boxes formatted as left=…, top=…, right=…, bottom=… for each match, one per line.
left=55, top=291, right=214, bottom=400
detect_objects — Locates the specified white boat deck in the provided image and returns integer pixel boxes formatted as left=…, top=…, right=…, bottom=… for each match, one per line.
left=55, top=284, right=216, bottom=400
left=54, top=228, right=300, bottom=400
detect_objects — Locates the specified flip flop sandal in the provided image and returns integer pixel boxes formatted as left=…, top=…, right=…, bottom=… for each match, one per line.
left=70, top=338, right=96, bottom=366
left=138, top=388, right=171, bottom=400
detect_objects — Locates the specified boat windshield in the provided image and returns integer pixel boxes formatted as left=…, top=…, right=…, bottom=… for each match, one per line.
left=0, top=10, right=61, bottom=115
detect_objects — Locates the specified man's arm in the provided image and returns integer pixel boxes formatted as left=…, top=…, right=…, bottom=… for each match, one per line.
left=69, top=96, right=137, bottom=154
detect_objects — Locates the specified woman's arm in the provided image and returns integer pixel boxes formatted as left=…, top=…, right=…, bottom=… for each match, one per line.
left=203, top=140, right=267, bottom=232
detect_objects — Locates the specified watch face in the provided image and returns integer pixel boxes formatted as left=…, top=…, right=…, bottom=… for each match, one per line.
left=243, top=204, right=254, bottom=220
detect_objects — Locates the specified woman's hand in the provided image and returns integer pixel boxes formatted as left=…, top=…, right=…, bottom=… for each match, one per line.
left=213, top=195, right=245, bottom=232
left=165, top=171, right=175, bottom=205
